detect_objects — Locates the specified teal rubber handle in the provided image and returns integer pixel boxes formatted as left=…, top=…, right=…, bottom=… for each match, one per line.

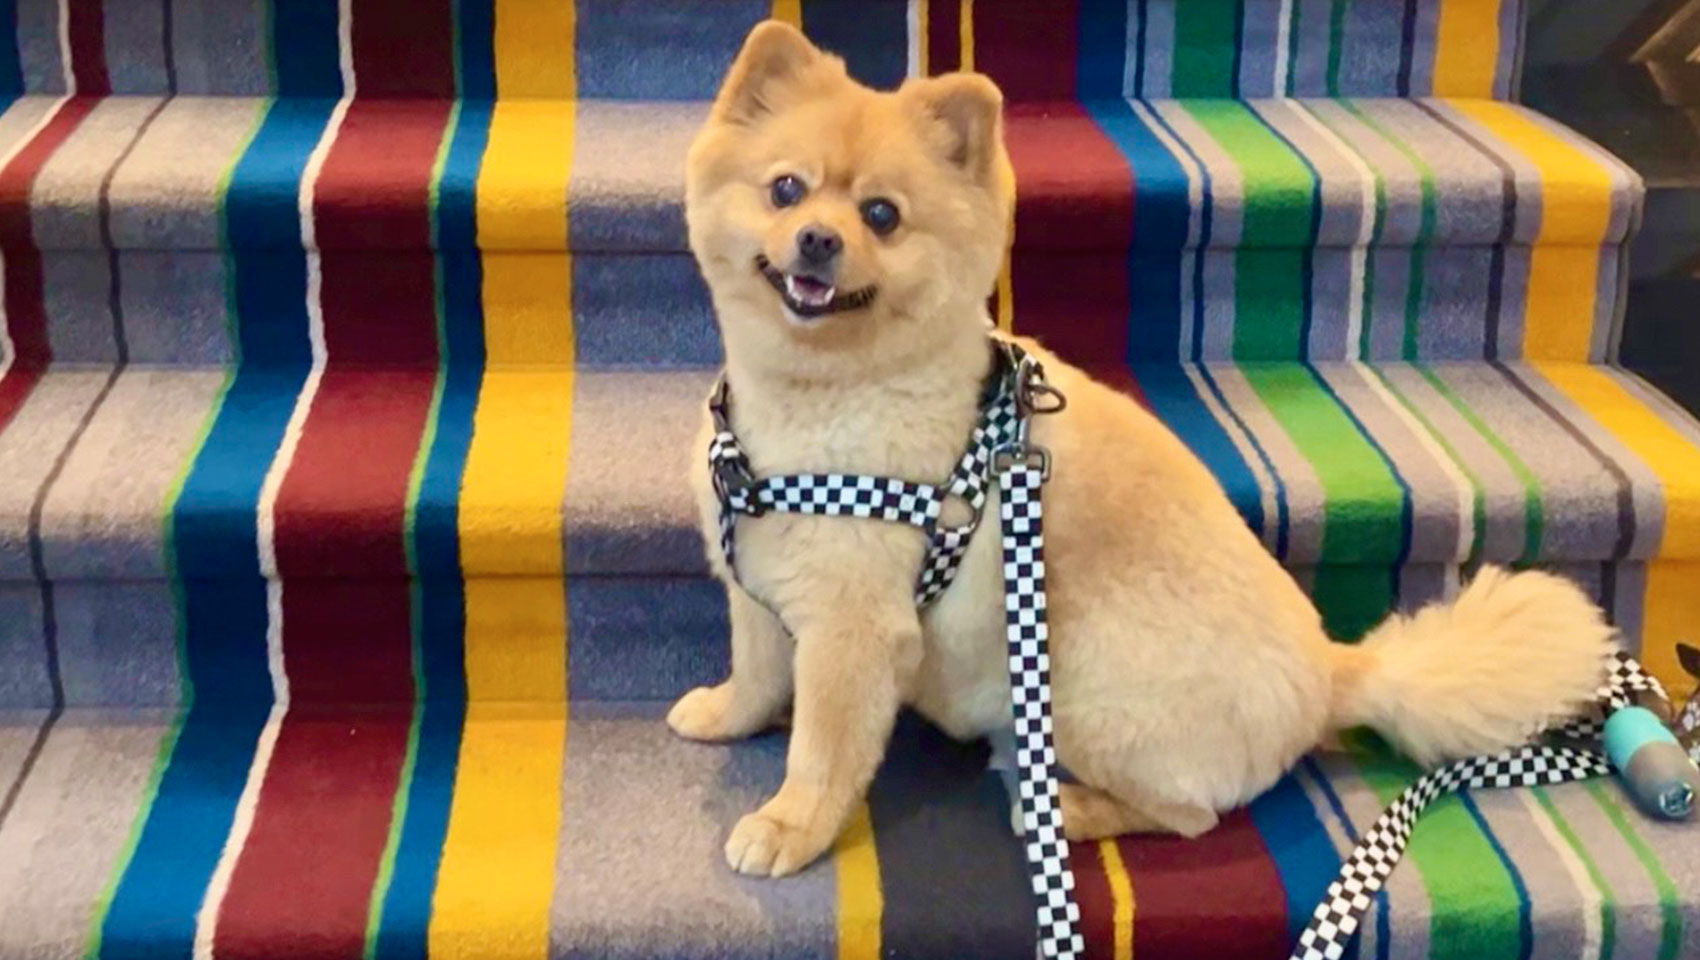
left=1606, top=705, right=1680, bottom=762
left=1606, top=706, right=1698, bottom=820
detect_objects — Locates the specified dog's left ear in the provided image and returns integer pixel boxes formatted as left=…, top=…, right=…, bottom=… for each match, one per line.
left=711, top=20, right=823, bottom=125
left=906, top=73, right=1005, bottom=183
left=1679, top=643, right=1700, bottom=679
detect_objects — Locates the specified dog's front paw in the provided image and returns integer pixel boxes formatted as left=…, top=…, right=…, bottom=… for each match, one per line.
left=667, top=684, right=748, bottom=742
left=725, top=804, right=833, bottom=877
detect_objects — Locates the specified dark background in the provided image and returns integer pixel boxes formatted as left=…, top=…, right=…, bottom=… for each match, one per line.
left=1521, top=0, right=1700, bottom=414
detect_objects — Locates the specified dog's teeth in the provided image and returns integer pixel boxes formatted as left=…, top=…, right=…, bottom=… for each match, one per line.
left=783, top=275, right=835, bottom=308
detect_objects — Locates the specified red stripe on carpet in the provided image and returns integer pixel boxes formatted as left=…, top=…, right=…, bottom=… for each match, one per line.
left=1005, top=104, right=1133, bottom=252
left=973, top=0, right=1080, bottom=100
left=0, top=96, right=103, bottom=431
left=1119, top=808, right=1292, bottom=959
left=212, top=702, right=413, bottom=960
left=1068, top=841, right=1119, bottom=959
left=1098, top=364, right=1147, bottom=405
left=927, top=0, right=961, bottom=73
left=314, top=99, right=454, bottom=252
left=0, top=366, right=45, bottom=435
left=271, top=367, right=438, bottom=576
left=212, top=89, right=446, bottom=953
left=1005, top=103, right=1131, bottom=364
left=349, top=0, right=454, bottom=98
left=273, top=95, right=445, bottom=572
left=66, top=1, right=110, bottom=96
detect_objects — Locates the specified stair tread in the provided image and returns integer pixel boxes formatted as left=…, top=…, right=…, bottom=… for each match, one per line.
left=0, top=704, right=1695, bottom=960
left=0, top=94, right=1637, bottom=254
left=3, top=359, right=1697, bottom=583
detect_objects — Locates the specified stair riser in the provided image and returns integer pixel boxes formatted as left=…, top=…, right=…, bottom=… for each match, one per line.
left=1, top=244, right=1630, bottom=369
left=3, top=560, right=1692, bottom=711
left=7, top=0, right=1525, bottom=101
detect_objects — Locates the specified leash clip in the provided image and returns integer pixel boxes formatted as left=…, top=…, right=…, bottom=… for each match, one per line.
left=996, top=361, right=1066, bottom=481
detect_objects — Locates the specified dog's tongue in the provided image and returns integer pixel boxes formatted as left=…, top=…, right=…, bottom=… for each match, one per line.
left=786, top=274, right=836, bottom=308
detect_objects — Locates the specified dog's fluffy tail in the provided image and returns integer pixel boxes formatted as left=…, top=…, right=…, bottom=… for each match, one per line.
left=1327, top=566, right=1616, bottom=767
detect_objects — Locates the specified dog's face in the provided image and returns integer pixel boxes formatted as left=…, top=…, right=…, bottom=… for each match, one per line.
left=685, top=21, right=1012, bottom=364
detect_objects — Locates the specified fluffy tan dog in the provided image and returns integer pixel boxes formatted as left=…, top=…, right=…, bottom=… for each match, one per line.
left=670, top=20, right=1615, bottom=878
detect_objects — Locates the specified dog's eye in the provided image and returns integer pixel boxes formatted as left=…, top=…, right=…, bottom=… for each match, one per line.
left=861, top=198, right=900, bottom=235
left=770, top=175, right=807, bottom=209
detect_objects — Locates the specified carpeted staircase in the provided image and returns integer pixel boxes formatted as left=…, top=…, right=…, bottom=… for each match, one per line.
left=1, top=1, right=1698, bottom=958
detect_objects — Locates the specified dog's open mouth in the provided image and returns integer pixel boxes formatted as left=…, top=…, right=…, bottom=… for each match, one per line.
left=756, top=257, right=877, bottom=319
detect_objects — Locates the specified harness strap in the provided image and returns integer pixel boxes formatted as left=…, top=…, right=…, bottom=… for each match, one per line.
left=710, top=341, right=1026, bottom=606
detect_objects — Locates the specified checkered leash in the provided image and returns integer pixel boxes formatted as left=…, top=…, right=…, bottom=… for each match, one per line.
left=1683, top=697, right=1699, bottom=765
left=996, top=443, right=1084, bottom=959
left=709, top=340, right=1082, bottom=960
left=1290, top=650, right=1683, bottom=960
left=1680, top=643, right=1700, bottom=765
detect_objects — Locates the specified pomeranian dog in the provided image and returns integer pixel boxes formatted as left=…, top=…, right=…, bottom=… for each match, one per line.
left=670, top=20, right=1615, bottom=878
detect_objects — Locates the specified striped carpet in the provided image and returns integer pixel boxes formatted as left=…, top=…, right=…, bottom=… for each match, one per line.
left=1, top=2, right=1698, bottom=959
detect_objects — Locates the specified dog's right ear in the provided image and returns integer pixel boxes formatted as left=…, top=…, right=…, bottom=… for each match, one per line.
left=710, top=20, right=822, bottom=125
left=1679, top=643, right=1700, bottom=679
left=904, top=72, right=1006, bottom=184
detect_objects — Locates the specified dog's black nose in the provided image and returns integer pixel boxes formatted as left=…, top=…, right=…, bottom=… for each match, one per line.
left=796, top=224, right=842, bottom=266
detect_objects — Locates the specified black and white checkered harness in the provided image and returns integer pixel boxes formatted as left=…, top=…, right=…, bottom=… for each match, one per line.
left=706, top=342, right=1695, bottom=960
left=709, top=346, right=1025, bottom=607
left=709, top=341, right=1085, bottom=960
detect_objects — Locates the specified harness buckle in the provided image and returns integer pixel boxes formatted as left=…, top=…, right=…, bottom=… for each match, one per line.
left=993, top=443, right=1052, bottom=481
left=713, top=457, right=767, bottom=516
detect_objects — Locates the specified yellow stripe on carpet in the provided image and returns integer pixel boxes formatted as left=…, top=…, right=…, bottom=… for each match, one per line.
left=1448, top=100, right=1616, bottom=362
left=1644, top=561, right=1700, bottom=709
left=477, top=102, right=576, bottom=252
left=430, top=9, right=576, bottom=957
left=429, top=309, right=574, bottom=960
left=1100, top=840, right=1135, bottom=960
left=772, top=0, right=801, bottom=27
left=1433, top=0, right=1501, bottom=97
left=835, top=803, right=882, bottom=960
left=1533, top=363, right=1700, bottom=559
left=959, top=0, right=974, bottom=71
left=914, top=0, right=929, bottom=76
left=492, top=0, right=574, bottom=99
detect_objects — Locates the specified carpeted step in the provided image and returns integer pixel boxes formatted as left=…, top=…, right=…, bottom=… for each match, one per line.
left=3, top=358, right=1698, bottom=692
left=0, top=93, right=1640, bottom=367
left=5, top=96, right=1634, bottom=254
left=0, top=703, right=1697, bottom=960
left=7, top=363, right=1698, bottom=576
left=8, top=0, right=1529, bottom=102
